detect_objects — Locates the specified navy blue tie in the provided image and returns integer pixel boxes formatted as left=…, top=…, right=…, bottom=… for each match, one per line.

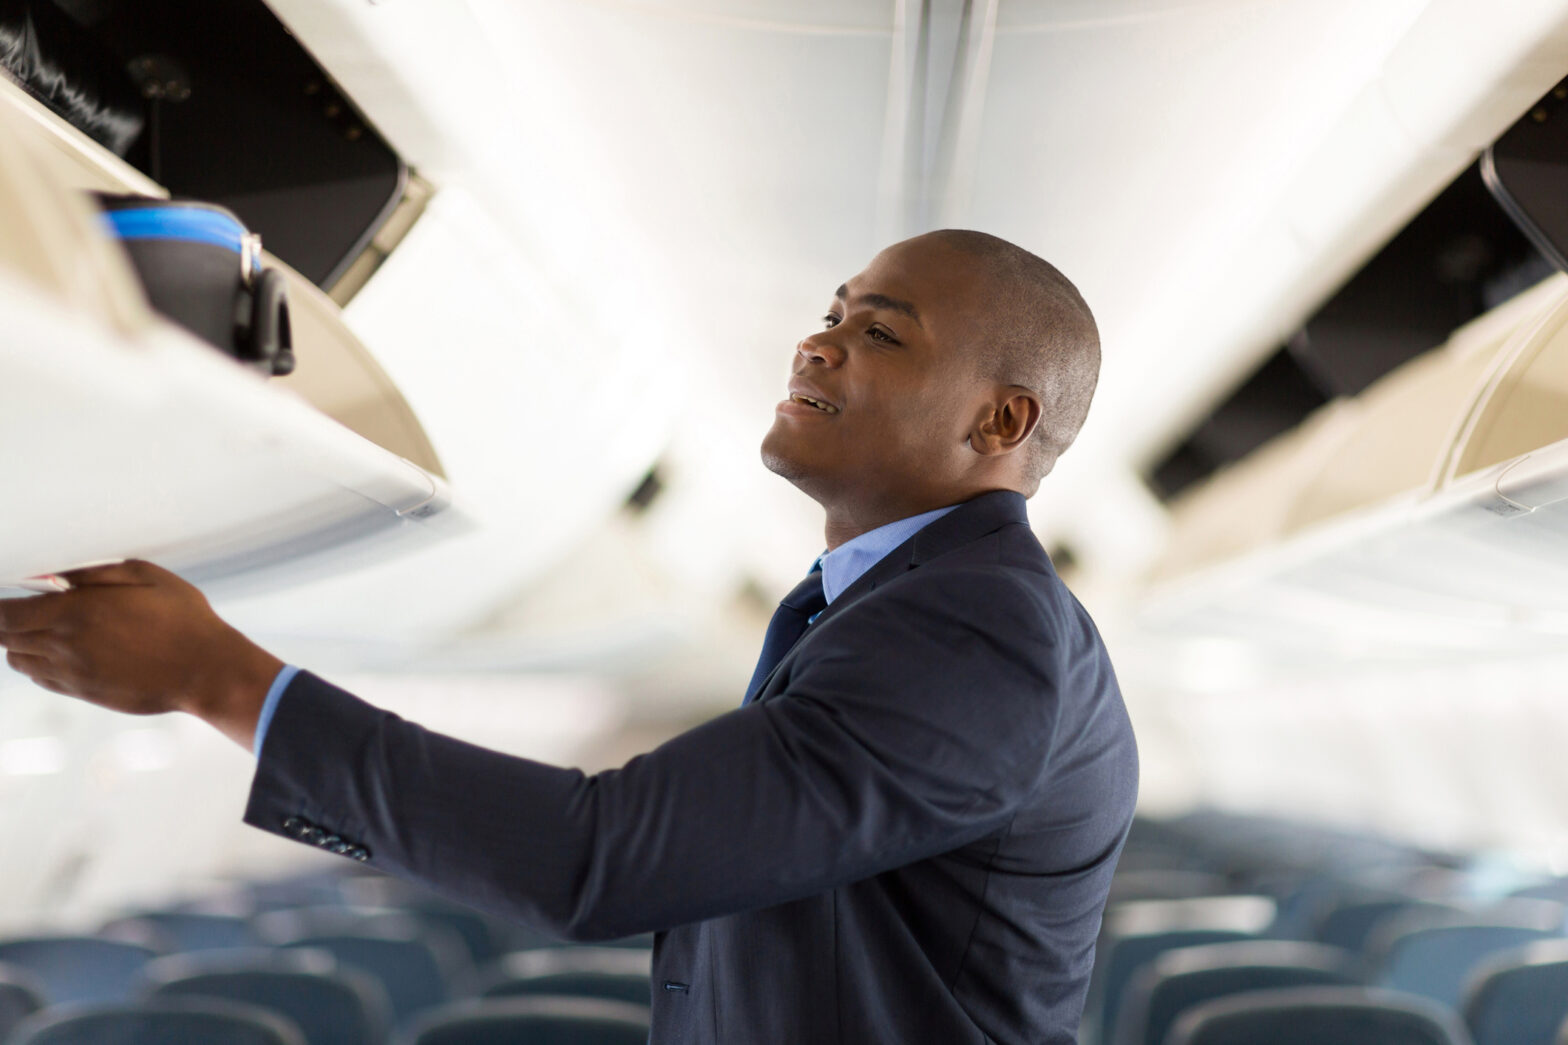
left=743, top=567, right=827, bottom=705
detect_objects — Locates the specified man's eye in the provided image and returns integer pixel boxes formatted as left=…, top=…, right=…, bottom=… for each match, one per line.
left=822, top=313, right=841, bottom=328
left=868, top=327, right=898, bottom=344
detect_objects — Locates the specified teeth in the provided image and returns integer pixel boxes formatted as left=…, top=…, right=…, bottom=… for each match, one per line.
left=791, top=394, right=837, bottom=413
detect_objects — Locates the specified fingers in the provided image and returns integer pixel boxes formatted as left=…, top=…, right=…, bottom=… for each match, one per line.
left=0, top=628, right=55, bottom=655
left=4, top=650, right=73, bottom=697
left=5, top=648, right=55, bottom=680
left=0, top=593, right=69, bottom=633
left=0, top=560, right=167, bottom=630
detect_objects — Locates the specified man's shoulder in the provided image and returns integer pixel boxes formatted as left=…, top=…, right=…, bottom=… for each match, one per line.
left=900, top=516, right=1070, bottom=611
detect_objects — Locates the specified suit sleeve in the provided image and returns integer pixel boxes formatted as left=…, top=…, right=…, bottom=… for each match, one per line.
left=243, top=568, right=1064, bottom=940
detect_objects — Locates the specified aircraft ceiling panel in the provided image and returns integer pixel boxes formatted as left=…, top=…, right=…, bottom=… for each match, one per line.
left=969, top=0, right=1429, bottom=466
left=558, top=0, right=893, bottom=32
left=995, top=0, right=1273, bottom=28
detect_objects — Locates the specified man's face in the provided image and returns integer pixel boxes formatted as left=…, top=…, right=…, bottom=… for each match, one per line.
left=760, top=237, right=993, bottom=518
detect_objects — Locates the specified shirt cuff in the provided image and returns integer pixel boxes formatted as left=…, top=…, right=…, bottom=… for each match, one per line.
left=252, top=664, right=301, bottom=758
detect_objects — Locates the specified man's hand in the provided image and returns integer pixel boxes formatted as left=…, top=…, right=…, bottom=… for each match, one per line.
left=0, top=560, right=283, bottom=750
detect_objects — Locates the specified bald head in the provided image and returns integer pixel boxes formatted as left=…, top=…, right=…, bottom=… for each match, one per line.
left=915, top=230, right=1100, bottom=490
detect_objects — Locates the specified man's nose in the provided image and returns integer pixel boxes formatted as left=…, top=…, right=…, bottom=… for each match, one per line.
left=796, top=332, right=846, bottom=367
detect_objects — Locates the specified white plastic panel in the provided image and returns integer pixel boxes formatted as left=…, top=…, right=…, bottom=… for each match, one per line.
left=0, top=270, right=459, bottom=593
left=1452, top=288, right=1568, bottom=479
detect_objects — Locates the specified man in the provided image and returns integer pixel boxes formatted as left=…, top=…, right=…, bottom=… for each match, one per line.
left=0, top=229, right=1137, bottom=1043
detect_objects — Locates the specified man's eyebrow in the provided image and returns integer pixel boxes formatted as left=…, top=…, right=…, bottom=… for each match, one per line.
left=833, top=284, right=923, bottom=327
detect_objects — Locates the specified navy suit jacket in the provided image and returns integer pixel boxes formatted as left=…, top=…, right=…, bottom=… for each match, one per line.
left=245, top=489, right=1139, bottom=1043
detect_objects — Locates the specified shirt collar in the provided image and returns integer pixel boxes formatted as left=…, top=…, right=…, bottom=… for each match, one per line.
left=817, top=504, right=961, bottom=605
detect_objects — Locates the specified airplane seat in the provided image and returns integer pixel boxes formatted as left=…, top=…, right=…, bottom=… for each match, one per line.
left=1376, top=922, right=1558, bottom=1006
left=5, top=997, right=308, bottom=1045
left=244, top=872, right=360, bottom=913
left=336, top=881, right=515, bottom=966
left=1266, top=875, right=1366, bottom=940
left=1089, top=893, right=1278, bottom=1043
left=1462, top=938, right=1568, bottom=1045
left=100, top=912, right=257, bottom=953
left=255, top=904, right=489, bottom=981
left=0, top=961, right=46, bottom=1040
left=272, top=919, right=476, bottom=1028
left=479, top=947, right=653, bottom=1007
left=398, top=995, right=651, bottom=1045
left=1111, top=939, right=1363, bottom=1045
left=1314, top=898, right=1463, bottom=953
left=1164, top=986, right=1474, bottom=1045
left=141, top=947, right=392, bottom=1045
left=1106, top=871, right=1235, bottom=905
left=1511, top=877, right=1568, bottom=903
left=0, top=937, right=161, bottom=1005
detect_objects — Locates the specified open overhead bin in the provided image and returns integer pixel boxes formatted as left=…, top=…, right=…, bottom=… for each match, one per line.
left=0, top=66, right=462, bottom=596
left=1140, top=272, right=1568, bottom=657
left=1151, top=277, right=1562, bottom=583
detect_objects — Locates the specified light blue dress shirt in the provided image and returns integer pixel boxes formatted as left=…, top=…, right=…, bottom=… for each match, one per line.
left=252, top=663, right=300, bottom=757
left=251, top=503, right=960, bottom=757
left=816, top=503, right=958, bottom=607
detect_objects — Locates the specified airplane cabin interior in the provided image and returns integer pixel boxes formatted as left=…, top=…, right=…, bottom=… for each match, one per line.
left=4, top=0, right=1568, bottom=1042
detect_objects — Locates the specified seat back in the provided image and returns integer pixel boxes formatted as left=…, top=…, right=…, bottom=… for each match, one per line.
left=1114, top=940, right=1362, bottom=1045
left=1380, top=923, right=1554, bottom=1004
left=337, top=879, right=509, bottom=965
left=280, top=928, right=466, bottom=1025
left=401, top=996, right=651, bottom=1045
left=1314, top=899, right=1458, bottom=953
left=1166, top=986, right=1474, bottom=1045
left=102, top=913, right=256, bottom=953
left=1107, top=872, right=1233, bottom=905
left=143, top=948, right=391, bottom=1045
left=1094, top=928, right=1254, bottom=1042
left=0, top=937, right=160, bottom=1004
left=1511, top=878, right=1568, bottom=903
left=7, top=998, right=307, bottom=1045
left=1461, top=938, right=1568, bottom=1045
left=0, top=961, right=46, bottom=1040
left=481, top=948, right=652, bottom=1006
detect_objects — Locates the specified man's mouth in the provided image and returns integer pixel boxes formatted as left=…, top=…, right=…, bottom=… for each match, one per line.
left=789, top=393, right=839, bottom=414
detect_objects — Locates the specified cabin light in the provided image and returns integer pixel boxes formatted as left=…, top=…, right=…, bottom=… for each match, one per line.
left=111, top=727, right=176, bottom=773
left=0, top=736, right=67, bottom=776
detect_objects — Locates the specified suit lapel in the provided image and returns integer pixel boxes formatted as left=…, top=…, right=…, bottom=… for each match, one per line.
left=751, top=490, right=1029, bottom=703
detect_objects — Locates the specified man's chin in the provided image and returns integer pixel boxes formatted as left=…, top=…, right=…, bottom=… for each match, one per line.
left=759, top=430, right=819, bottom=489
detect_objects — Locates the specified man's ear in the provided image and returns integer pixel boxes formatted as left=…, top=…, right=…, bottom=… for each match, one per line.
left=969, top=386, right=1042, bottom=457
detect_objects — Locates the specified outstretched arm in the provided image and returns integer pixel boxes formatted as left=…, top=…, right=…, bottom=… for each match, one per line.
left=244, top=567, right=1062, bottom=940
left=0, top=560, right=284, bottom=749
left=1, top=559, right=1061, bottom=942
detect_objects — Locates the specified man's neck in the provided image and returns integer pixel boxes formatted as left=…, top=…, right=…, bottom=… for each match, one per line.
left=812, top=474, right=1029, bottom=550
left=821, top=498, right=954, bottom=550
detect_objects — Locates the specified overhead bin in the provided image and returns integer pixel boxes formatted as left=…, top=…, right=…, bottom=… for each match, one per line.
left=0, top=25, right=440, bottom=476
left=1277, top=280, right=1558, bottom=534
left=1150, top=403, right=1359, bottom=582
left=0, top=74, right=461, bottom=595
left=1152, top=277, right=1564, bottom=583
left=1444, top=284, right=1568, bottom=487
left=1140, top=270, right=1568, bottom=657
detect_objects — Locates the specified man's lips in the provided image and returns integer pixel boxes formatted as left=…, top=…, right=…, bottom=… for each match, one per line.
left=785, top=380, right=840, bottom=414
